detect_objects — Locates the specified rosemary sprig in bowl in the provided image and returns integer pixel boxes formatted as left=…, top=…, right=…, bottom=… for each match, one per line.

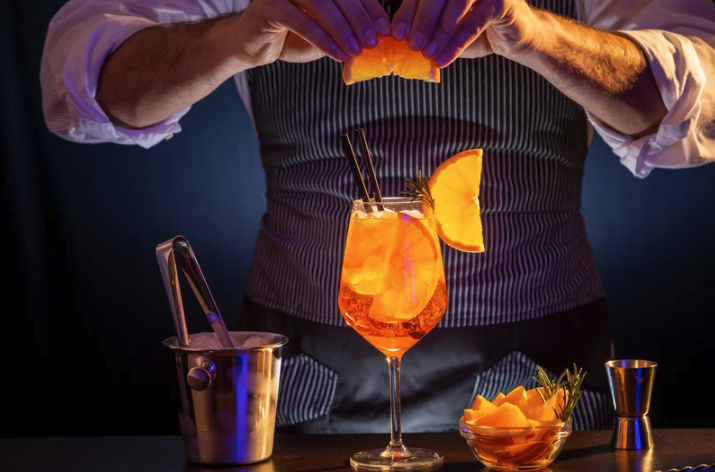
left=533, top=363, right=587, bottom=422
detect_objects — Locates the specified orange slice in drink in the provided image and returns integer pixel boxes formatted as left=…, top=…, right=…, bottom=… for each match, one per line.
left=341, top=210, right=401, bottom=295
left=428, top=149, right=485, bottom=252
left=343, top=36, right=440, bottom=85
left=368, top=212, right=440, bottom=322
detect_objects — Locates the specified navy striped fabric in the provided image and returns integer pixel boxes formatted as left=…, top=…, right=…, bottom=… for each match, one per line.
left=573, top=390, right=613, bottom=431
left=276, top=354, right=339, bottom=427
left=243, top=0, right=604, bottom=327
left=471, top=351, right=548, bottom=403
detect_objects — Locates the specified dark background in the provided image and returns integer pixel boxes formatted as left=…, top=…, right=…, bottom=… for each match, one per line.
left=2, top=0, right=714, bottom=436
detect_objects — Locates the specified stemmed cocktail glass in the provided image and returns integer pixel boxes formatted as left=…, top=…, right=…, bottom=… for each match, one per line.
left=338, top=196, right=448, bottom=470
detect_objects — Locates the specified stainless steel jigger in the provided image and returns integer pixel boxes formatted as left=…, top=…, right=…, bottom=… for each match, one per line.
left=606, top=359, right=658, bottom=450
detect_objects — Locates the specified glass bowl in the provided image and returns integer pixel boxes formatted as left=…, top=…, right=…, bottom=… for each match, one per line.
left=459, top=416, right=573, bottom=471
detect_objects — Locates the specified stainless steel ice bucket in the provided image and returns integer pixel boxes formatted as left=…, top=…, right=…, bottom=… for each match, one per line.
left=165, top=331, right=288, bottom=465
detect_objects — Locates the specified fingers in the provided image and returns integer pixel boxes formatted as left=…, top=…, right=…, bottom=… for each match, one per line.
left=360, top=0, right=392, bottom=37
left=459, top=36, right=493, bottom=59
left=333, top=0, right=381, bottom=48
left=391, top=0, right=419, bottom=40
left=407, top=0, right=448, bottom=51
left=279, top=32, right=327, bottom=63
left=272, top=2, right=350, bottom=61
left=292, top=0, right=365, bottom=56
left=423, top=0, right=473, bottom=59
left=434, top=1, right=495, bottom=67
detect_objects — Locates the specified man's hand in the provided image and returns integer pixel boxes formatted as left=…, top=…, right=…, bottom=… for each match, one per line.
left=390, top=0, right=543, bottom=67
left=239, top=0, right=391, bottom=66
left=391, top=0, right=667, bottom=139
left=96, top=0, right=391, bottom=128
left=279, top=33, right=326, bottom=63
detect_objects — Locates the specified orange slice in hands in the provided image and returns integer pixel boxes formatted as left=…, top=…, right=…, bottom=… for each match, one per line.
left=428, top=149, right=485, bottom=252
left=343, top=36, right=440, bottom=85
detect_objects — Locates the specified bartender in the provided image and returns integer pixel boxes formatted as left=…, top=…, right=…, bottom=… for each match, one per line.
left=41, top=0, right=715, bottom=433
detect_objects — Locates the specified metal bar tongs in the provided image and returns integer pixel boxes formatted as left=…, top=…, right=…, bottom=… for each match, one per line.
left=156, top=235, right=234, bottom=349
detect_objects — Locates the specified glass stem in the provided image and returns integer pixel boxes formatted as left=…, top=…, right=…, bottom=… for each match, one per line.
left=387, top=356, right=404, bottom=449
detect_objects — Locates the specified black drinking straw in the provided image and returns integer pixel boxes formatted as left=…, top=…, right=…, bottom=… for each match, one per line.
left=356, top=128, right=384, bottom=211
left=340, top=134, right=372, bottom=213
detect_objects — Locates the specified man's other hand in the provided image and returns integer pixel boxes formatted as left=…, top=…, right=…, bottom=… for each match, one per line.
left=390, top=0, right=544, bottom=67
left=240, top=0, right=391, bottom=65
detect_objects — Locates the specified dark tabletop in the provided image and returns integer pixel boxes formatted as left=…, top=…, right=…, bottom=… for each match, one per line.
left=2, top=430, right=714, bottom=472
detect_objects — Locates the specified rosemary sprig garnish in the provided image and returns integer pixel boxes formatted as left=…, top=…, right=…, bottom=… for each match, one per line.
left=402, top=170, right=435, bottom=210
left=533, top=366, right=563, bottom=403
left=558, top=364, right=586, bottom=422
left=533, top=363, right=587, bottom=422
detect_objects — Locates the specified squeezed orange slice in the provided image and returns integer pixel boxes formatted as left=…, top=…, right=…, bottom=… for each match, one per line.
left=428, top=149, right=484, bottom=252
left=343, top=36, right=440, bottom=85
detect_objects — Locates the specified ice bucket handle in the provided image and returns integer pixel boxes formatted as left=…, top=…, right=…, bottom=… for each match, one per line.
left=156, top=235, right=234, bottom=349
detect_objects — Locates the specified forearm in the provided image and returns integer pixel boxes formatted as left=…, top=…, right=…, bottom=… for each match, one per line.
left=97, top=14, right=248, bottom=129
left=515, top=10, right=667, bottom=138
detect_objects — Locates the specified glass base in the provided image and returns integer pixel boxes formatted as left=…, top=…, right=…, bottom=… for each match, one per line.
left=350, top=446, right=443, bottom=470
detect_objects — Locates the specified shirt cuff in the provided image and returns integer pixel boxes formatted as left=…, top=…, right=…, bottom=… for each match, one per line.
left=67, top=108, right=190, bottom=148
left=62, top=16, right=189, bottom=149
left=586, top=29, right=706, bottom=178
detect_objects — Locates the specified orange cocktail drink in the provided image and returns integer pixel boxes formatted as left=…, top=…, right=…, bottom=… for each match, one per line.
left=339, top=198, right=447, bottom=357
left=337, top=128, right=482, bottom=469
left=337, top=197, right=448, bottom=470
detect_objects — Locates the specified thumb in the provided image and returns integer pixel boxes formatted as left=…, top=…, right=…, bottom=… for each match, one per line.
left=458, top=35, right=493, bottom=60
left=279, top=32, right=327, bottom=63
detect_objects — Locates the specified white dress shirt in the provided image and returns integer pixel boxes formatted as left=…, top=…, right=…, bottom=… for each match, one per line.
left=41, top=0, right=715, bottom=178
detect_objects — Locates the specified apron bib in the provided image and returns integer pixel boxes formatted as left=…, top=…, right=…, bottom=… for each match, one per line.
left=244, top=0, right=603, bottom=328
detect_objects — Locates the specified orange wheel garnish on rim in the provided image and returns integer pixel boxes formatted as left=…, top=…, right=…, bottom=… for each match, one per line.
left=343, top=36, right=440, bottom=85
left=428, top=149, right=485, bottom=253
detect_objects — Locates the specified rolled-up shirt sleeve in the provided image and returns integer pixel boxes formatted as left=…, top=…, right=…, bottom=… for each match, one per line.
left=41, top=0, right=246, bottom=148
left=582, top=0, right=715, bottom=178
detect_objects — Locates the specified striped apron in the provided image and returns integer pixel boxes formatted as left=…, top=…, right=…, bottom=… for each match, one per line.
left=238, top=0, right=613, bottom=432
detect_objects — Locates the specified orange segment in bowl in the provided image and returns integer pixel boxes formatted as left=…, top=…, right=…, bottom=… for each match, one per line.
left=525, top=403, right=558, bottom=423
left=525, top=387, right=546, bottom=410
left=526, top=419, right=547, bottom=442
left=524, top=389, right=566, bottom=424
left=476, top=403, right=532, bottom=428
left=465, top=401, right=497, bottom=424
left=505, top=386, right=528, bottom=412
left=507, top=441, right=552, bottom=464
left=464, top=408, right=487, bottom=424
left=527, top=419, right=542, bottom=428
left=492, top=392, right=507, bottom=407
left=428, top=149, right=485, bottom=252
left=343, top=36, right=440, bottom=85
left=470, top=394, right=494, bottom=411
